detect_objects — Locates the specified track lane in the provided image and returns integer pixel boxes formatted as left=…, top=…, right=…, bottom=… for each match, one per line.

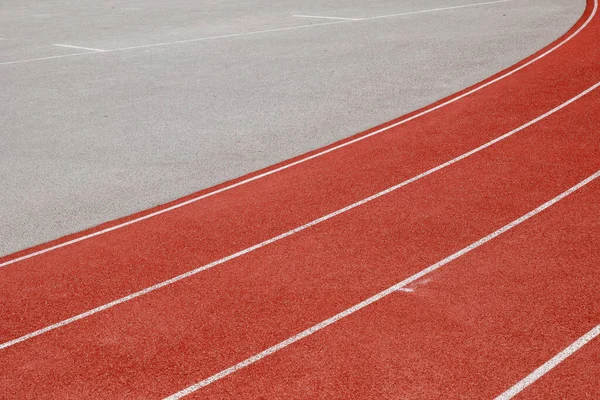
left=190, top=173, right=600, bottom=399
left=0, top=0, right=598, bottom=343
left=1, top=69, right=599, bottom=397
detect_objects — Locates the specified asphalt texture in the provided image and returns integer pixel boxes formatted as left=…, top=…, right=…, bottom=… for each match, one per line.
left=0, top=0, right=585, bottom=255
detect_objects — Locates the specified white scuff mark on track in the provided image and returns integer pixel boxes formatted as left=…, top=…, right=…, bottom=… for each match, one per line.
left=0, top=0, right=595, bottom=265
left=53, top=44, right=107, bottom=52
left=1, top=80, right=598, bottom=350
left=293, top=15, right=360, bottom=21
left=1, top=0, right=512, bottom=66
left=495, top=323, right=600, bottom=399
left=396, top=287, right=414, bottom=292
left=164, top=171, right=600, bottom=398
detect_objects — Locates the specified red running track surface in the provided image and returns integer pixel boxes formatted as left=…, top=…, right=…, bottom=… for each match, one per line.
left=0, top=0, right=599, bottom=398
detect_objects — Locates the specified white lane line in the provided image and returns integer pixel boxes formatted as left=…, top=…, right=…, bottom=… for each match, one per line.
left=293, top=15, right=360, bottom=21
left=53, top=44, right=107, bottom=52
left=496, top=323, right=600, bottom=399
left=1, top=0, right=511, bottom=66
left=164, top=170, right=600, bottom=399
left=1, top=80, right=598, bottom=350
left=0, top=0, right=595, bottom=267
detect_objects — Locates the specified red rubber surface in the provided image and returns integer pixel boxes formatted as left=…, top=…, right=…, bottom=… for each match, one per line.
left=0, top=1, right=598, bottom=398
left=197, top=172, right=600, bottom=399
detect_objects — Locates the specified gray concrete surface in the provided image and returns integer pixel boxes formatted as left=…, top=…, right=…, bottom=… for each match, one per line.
left=0, top=0, right=585, bottom=255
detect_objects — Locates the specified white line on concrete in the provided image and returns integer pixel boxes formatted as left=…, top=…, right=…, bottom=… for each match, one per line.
left=292, top=0, right=511, bottom=23
left=293, top=15, right=360, bottom=21
left=111, top=20, right=351, bottom=51
left=0, top=0, right=596, bottom=266
left=1, top=80, right=598, bottom=350
left=364, top=0, right=511, bottom=21
left=0, top=51, right=101, bottom=66
left=112, top=0, right=512, bottom=51
left=53, top=44, right=107, bottom=52
left=164, top=170, right=600, bottom=399
left=1, top=0, right=511, bottom=66
left=495, top=323, right=600, bottom=399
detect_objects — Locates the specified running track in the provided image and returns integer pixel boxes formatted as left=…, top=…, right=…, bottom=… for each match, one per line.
left=1, top=1, right=599, bottom=398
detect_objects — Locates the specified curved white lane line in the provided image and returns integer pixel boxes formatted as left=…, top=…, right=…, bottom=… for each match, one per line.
left=164, top=170, right=600, bottom=399
left=1, top=80, right=598, bottom=351
left=496, top=323, right=600, bottom=399
left=0, top=0, right=596, bottom=267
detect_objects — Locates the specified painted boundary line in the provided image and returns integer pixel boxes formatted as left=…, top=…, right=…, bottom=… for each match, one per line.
left=495, top=323, right=600, bottom=399
left=293, top=15, right=360, bottom=21
left=0, top=0, right=509, bottom=66
left=164, top=170, right=600, bottom=399
left=0, top=0, right=595, bottom=268
left=1, top=80, right=598, bottom=351
left=293, top=0, right=513, bottom=22
left=53, top=44, right=107, bottom=52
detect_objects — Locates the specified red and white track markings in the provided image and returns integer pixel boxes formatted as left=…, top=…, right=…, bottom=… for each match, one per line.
left=0, top=0, right=598, bottom=398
